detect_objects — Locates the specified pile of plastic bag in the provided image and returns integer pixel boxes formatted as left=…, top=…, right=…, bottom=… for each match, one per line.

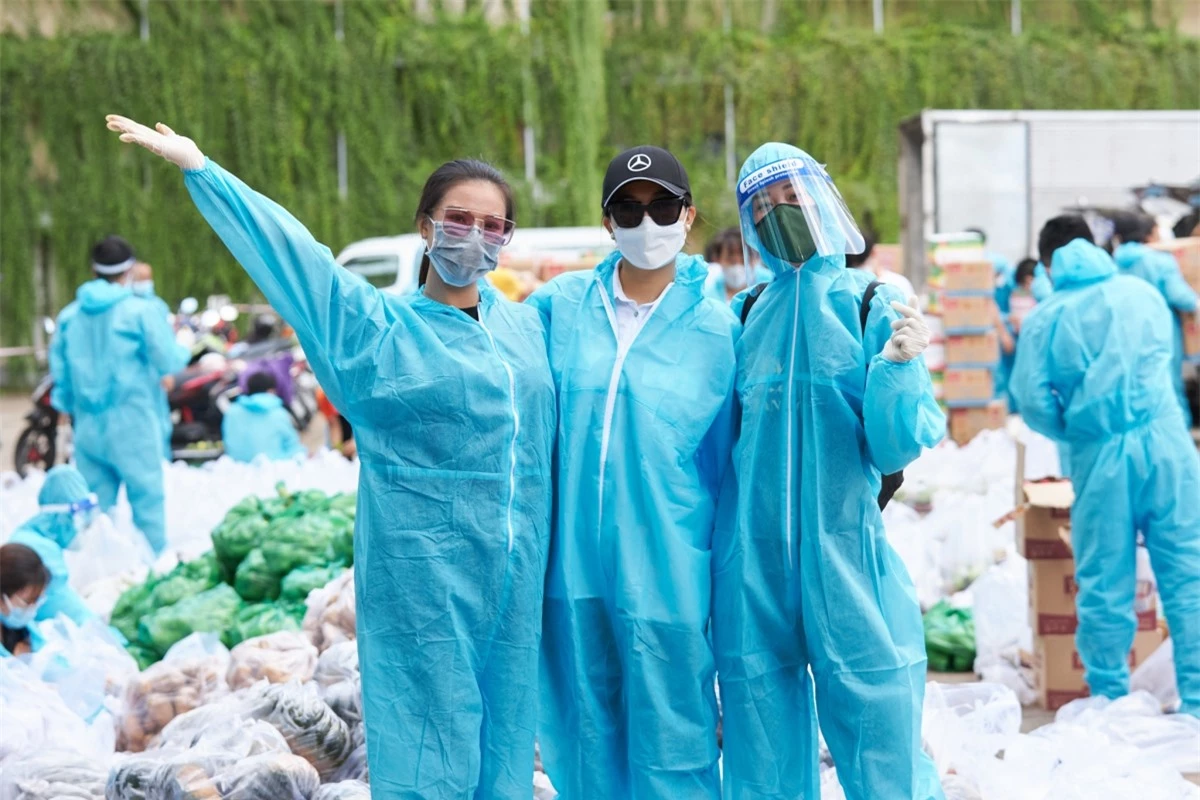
left=105, top=484, right=353, bottom=668
left=0, top=451, right=360, bottom=559
left=910, top=682, right=1200, bottom=799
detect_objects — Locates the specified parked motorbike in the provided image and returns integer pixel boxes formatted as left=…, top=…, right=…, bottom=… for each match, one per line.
left=13, top=374, right=71, bottom=476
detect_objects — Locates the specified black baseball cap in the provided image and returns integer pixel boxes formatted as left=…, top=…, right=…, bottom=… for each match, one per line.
left=602, top=145, right=691, bottom=208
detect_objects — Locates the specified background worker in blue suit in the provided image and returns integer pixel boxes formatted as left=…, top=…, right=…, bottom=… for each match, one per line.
left=108, top=114, right=556, bottom=799
left=0, top=543, right=51, bottom=658
left=1111, top=211, right=1198, bottom=426
left=704, top=226, right=772, bottom=305
left=221, top=370, right=306, bottom=463
left=49, top=236, right=188, bottom=556
left=712, top=143, right=946, bottom=800
left=1012, top=216, right=1200, bottom=718
left=530, top=146, right=738, bottom=800
left=132, top=261, right=177, bottom=455
left=6, top=466, right=98, bottom=627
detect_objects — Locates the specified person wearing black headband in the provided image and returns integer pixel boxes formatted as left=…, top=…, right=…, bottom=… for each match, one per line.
left=48, top=235, right=188, bottom=557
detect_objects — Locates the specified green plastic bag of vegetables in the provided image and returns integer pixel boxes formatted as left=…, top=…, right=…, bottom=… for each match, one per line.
left=923, top=600, right=977, bottom=673
left=225, top=602, right=303, bottom=646
left=236, top=548, right=283, bottom=603
left=146, top=552, right=222, bottom=610
left=280, top=564, right=346, bottom=604
left=328, top=512, right=355, bottom=566
left=213, top=497, right=270, bottom=578
left=138, top=584, right=243, bottom=656
left=110, top=579, right=160, bottom=642
left=329, top=492, right=356, bottom=519
left=261, top=515, right=338, bottom=576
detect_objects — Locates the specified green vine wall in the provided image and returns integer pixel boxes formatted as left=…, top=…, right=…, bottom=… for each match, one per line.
left=2, top=0, right=1197, bottom=368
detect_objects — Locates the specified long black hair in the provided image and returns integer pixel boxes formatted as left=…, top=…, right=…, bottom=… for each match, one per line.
left=415, top=160, right=515, bottom=287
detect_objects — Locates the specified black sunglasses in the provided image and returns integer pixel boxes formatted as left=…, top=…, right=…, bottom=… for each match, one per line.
left=605, top=197, right=687, bottom=229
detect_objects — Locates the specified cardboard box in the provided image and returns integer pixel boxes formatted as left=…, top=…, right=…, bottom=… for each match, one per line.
left=949, top=400, right=1007, bottom=445
left=1016, top=480, right=1074, bottom=559
left=1028, top=555, right=1157, bottom=636
left=1034, top=629, right=1163, bottom=710
left=1152, top=237, right=1200, bottom=292
left=942, top=368, right=994, bottom=405
left=1183, top=312, right=1200, bottom=358
left=941, top=260, right=995, bottom=293
left=940, top=294, right=994, bottom=332
left=945, top=331, right=999, bottom=366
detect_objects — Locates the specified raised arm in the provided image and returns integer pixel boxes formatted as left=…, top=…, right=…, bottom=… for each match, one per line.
left=861, top=286, right=945, bottom=475
left=105, top=116, right=396, bottom=413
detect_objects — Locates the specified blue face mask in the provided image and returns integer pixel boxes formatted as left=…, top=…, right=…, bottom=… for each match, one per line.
left=133, top=280, right=155, bottom=296
left=426, top=221, right=502, bottom=288
left=0, top=597, right=41, bottom=629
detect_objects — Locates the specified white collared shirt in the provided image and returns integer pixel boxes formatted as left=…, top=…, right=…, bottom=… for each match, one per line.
left=612, top=268, right=672, bottom=346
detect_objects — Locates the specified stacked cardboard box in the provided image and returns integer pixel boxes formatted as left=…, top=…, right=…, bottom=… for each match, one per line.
left=1152, top=237, right=1200, bottom=359
left=926, top=235, right=1005, bottom=444
left=1014, top=454, right=1163, bottom=710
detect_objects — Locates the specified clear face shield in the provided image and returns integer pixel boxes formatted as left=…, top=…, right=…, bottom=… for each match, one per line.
left=737, top=156, right=864, bottom=271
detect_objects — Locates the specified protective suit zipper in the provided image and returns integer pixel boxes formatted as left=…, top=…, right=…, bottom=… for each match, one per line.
left=785, top=275, right=800, bottom=571
left=594, top=275, right=670, bottom=535
left=478, top=311, right=520, bottom=554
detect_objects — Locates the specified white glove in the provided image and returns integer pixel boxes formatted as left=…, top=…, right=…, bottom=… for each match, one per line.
left=105, top=115, right=206, bottom=171
left=881, top=296, right=930, bottom=363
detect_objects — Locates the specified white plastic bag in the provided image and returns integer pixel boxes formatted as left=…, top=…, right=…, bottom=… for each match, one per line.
left=0, top=749, right=108, bottom=800
left=227, top=631, right=318, bottom=689
left=25, top=616, right=138, bottom=722
left=1131, top=636, right=1179, bottom=710
left=303, top=569, right=356, bottom=652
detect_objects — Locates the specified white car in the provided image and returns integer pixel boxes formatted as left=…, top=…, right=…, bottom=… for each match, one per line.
left=334, top=227, right=615, bottom=295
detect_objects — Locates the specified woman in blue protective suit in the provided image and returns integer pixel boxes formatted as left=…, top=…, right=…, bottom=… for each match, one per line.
left=7, top=466, right=99, bottom=627
left=712, top=143, right=946, bottom=800
left=0, top=543, right=51, bottom=658
left=528, top=145, right=738, bottom=799
left=107, top=115, right=556, bottom=800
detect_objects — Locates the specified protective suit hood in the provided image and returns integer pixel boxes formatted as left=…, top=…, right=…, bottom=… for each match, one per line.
left=1051, top=240, right=1116, bottom=290
left=77, top=279, right=132, bottom=314
left=237, top=392, right=285, bottom=413
left=736, top=142, right=860, bottom=278
left=31, top=465, right=92, bottom=548
left=1112, top=241, right=1154, bottom=270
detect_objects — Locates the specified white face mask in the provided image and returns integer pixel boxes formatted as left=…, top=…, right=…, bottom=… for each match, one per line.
left=426, top=221, right=502, bottom=288
left=133, top=280, right=155, bottom=296
left=722, top=263, right=749, bottom=290
left=613, top=217, right=687, bottom=271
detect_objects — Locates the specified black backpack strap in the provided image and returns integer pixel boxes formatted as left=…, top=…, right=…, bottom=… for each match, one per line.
left=860, top=279, right=882, bottom=334
left=738, top=283, right=771, bottom=326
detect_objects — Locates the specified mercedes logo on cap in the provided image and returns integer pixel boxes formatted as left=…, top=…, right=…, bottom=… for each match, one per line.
left=627, top=153, right=652, bottom=172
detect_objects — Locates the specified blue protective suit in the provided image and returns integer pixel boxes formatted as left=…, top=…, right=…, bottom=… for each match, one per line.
left=141, top=291, right=177, bottom=455
left=1032, top=262, right=1053, bottom=302
left=221, top=393, right=305, bottom=463
left=1113, top=241, right=1198, bottom=427
left=529, top=252, right=738, bottom=799
left=183, top=159, right=556, bottom=797
left=6, top=466, right=94, bottom=627
left=704, top=264, right=774, bottom=305
left=1011, top=239, right=1200, bottom=716
left=50, top=282, right=187, bottom=555
left=712, top=143, right=946, bottom=800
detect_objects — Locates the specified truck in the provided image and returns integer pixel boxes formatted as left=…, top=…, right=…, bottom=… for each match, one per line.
left=898, top=109, right=1200, bottom=289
